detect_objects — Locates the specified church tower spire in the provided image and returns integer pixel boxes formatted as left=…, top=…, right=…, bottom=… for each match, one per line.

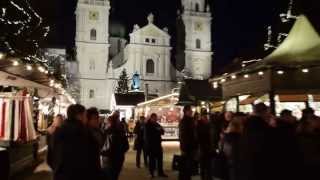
left=181, top=0, right=213, bottom=79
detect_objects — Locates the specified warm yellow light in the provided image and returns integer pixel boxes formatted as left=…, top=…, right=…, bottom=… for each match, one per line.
left=12, top=60, right=19, bottom=66
left=0, top=53, right=5, bottom=60
left=302, top=68, right=309, bottom=73
left=258, top=71, right=264, bottom=76
left=220, top=78, right=226, bottom=83
left=26, top=64, right=32, bottom=71
left=277, top=70, right=284, bottom=75
left=231, top=75, right=237, bottom=79
left=38, top=66, right=45, bottom=73
left=244, top=74, right=249, bottom=78
left=213, top=82, right=218, bottom=89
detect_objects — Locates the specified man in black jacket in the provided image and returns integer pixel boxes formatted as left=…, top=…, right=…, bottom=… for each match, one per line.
left=179, top=105, right=197, bottom=180
left=145, top=113, right=168, bottom=178
left=52, top=104, right=95, bottom=180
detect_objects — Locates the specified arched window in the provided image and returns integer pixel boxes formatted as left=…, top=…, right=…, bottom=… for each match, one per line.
left=195, top=3, right=200, bottom=12
left=146, top=59, right=155, bottom=74
left=196, top=39, right=201, bottom=49
left=90, top=29, right=97, bottom=40
left=89, top=89, right=95, bottom=99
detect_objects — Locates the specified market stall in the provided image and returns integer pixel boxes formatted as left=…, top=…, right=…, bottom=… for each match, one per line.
left=136, top=93, right=181, bottom=140
left=211, top=15, right=320, bottom=117
left=177, top=79, right=223, bottom=112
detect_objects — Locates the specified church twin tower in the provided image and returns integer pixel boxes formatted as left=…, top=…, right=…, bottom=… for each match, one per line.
left=75, top=0, right=213, bottom=110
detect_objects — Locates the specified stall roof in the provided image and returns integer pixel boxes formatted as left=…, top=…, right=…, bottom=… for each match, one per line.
left=246, top=15, right=320, bottom=70
left=115, top=92, right=145, bottom=106
left=178, top=79, right=222, bottom=105
left=264, top=15, right=320, bottom=66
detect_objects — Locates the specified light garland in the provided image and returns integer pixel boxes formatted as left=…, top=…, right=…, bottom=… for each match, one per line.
left=212, top=66, right=315, bottom=88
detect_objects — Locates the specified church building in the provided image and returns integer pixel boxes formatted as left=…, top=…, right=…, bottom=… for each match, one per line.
left=75, top=0, right=213, bottom=111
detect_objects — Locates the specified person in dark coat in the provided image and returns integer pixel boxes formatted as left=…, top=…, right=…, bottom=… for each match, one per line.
left=197, top=109, right=214, bottom=180
left=101, top=112, right=129, bottom=180
left=222, top=113, right=246, bottom=180
left=270, top=110, right=302, bottom=180
left=145, top=113, right=168, bottom=178
left=239, top=103, right=276, bottom=180
left=134, top=116, right=148, bottom=168
left=297, top=115, right=320, bottom=180
left=52, top=104, right=93, bottom=180
left=87, top=107, right=104, bottom=179
left=179, top=105, right=197, bottom=180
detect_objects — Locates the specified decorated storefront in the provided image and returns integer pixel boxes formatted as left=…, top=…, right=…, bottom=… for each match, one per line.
left=136, top=93, right=181, bottom=140
left=211, top=15, right=320, bottom=118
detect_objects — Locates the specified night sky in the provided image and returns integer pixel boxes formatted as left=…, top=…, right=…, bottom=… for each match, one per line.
left=30, top=0, right=320, bottom=72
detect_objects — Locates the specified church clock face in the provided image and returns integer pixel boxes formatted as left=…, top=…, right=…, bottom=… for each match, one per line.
left=89, top=11, right=99, bottom=21
left=194, top=21, right=203, bottom=31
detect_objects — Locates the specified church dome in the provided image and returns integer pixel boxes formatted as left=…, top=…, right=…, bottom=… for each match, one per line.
left=109, top=16, right=127, bottom=38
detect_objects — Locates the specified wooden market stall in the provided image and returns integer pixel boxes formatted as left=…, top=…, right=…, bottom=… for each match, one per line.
left=211, top=15, right=320, bottom=117
left=178, top=79, right=223, bottom=112
left=0, top=55, right=73, bottom=176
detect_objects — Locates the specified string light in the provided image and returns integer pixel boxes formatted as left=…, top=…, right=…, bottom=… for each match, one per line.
left=258, top=71, right=264, bottom=76
left=244, top=74, right=249, bottom=78
left=26, top=64, right=32, bottom=71
left=38, top=66, right=45, bottom=73
left=302, top=68, right=309, bottom=73
left=213, top=82, right=218, bottom=89
left=277, top=70, right=284, bottom=75
left=0, top=53, right=5, bottom=60
left=220, top=78, right=226, bottom=83
left=231, top=75, right=237, bottom=79
left=12, top=60, right=19, bottom=66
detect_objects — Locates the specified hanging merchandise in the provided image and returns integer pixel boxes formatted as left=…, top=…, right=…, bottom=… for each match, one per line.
left=0, top=94, right=37, bottom=143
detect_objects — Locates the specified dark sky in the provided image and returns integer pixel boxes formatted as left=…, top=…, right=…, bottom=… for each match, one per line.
left=30, top=0, right=320, bottom=71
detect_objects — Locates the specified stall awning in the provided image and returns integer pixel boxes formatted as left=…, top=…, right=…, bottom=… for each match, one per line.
left=277, top=94, right=308, bottom=102
left=0, top=71, right=55, bottom=98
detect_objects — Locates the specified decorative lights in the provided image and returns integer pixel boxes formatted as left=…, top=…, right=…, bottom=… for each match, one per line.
left=26, top=64, right=32, bottom=71
left=231, top=75, right=237, bottom=79
left=258, top=71, right=264, bottom=76
left=244, top=74, right=249, bottom=78
left=213, top=82, right=218, bottom=89
left=277, top=70, right=284, bottom=75
left=12, top=60, right=19, bottom=66
left=0, top=53, right=5, bottom=60
left=302, top=68, right=309, bottom=73
left=220, top=78, right=226, bottom=83
left=38, top=66, right=45, bottom=73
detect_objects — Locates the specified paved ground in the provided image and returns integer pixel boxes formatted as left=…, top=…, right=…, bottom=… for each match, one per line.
left=12, top=141, right=197, bottom=180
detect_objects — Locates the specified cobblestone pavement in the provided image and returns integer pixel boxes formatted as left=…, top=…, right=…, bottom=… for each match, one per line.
left=12, top=141, right=198, bottom=180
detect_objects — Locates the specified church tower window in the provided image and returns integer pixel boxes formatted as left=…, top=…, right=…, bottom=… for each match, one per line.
left=152, top=39, right=156, bottom=44
left=146, top=59, right=155, bottom=74
left=89, top=89, right=95, bottom=99
left=196, top=39, right=201, bottom=49
left=90, top=29, right=97, bottom=40
left=195, top=3, right=200, bottom=12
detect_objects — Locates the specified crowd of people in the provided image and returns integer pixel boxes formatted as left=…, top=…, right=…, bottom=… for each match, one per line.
left=45, top=102, right=320, bottom=180
left=46, top=104, right=168, bottom=180
left=179, top=103, right=320, bottom=180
